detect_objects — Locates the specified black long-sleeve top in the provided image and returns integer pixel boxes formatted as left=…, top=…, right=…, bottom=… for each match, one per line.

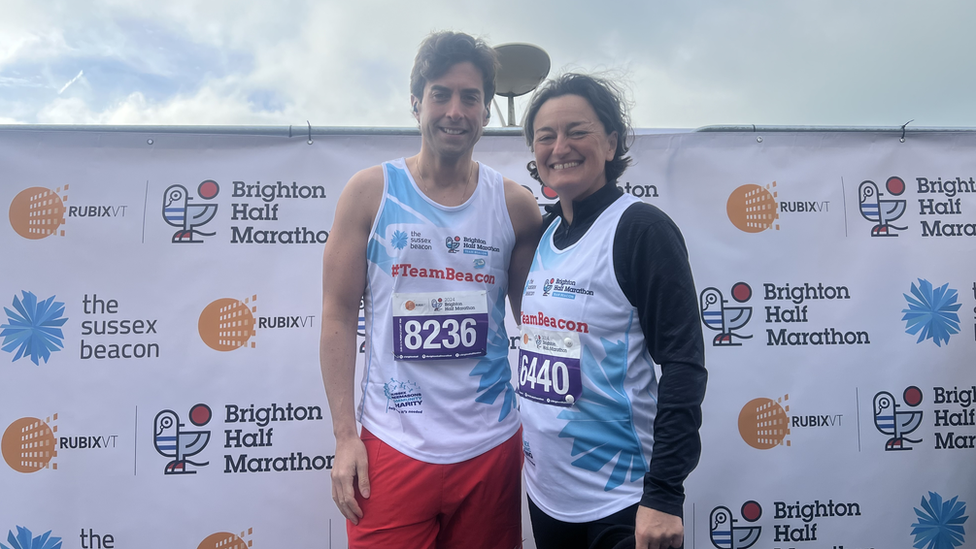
left=543, top=180, right=707, bottom=519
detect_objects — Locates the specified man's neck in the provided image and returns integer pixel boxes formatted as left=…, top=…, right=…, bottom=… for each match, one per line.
left=408, top=148, right=478, bottom=207
left=411, top=147, right=475, bottom=188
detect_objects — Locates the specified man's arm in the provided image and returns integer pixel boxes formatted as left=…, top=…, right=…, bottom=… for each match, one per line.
left=503, top=179, right=543, bottom=322
left=320, top=166, right=383, bottom=525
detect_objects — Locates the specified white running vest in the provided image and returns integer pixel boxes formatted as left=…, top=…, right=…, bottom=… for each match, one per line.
left=360, top=158, right=519, bottom=463
left=519, top=193, right=659, bottom=522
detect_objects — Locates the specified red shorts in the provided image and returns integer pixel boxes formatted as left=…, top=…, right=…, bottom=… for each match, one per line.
left=347, top=427, right=523, bottom=549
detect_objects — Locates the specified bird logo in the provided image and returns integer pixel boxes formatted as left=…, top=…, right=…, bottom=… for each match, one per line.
left=542, top=278, right=554, bottom=297
left=162, top=180, right=220, bottom=243
left=873, top=386, right=923, bottom=451
left=445, top=236, right=461, bottom=253
left=858, top=177, right=907, bottom=237
left=154, top=404, right=213, bottom=474
left=710, top=502, right=762, bottom=549
left=700, top=283, right=753, bottom=346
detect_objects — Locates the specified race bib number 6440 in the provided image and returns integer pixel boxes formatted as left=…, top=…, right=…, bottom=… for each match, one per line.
left=392, top=291, right=489, bottom=361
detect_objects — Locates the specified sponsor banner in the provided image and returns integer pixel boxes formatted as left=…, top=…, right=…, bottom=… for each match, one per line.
left=1, top=129, right=973, bottom=548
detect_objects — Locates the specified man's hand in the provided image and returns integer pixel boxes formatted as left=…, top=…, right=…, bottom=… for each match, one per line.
left=330, top=435, right=370, bottom=525
left=635, top=506, right=683, bottom=549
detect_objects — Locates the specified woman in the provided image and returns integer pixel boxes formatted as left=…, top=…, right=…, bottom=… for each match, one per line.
left=518, top=74, right=707, bottom=549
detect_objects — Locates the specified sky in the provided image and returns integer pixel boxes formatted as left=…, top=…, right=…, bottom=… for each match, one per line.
left=3, top=1, right=976, bottom=130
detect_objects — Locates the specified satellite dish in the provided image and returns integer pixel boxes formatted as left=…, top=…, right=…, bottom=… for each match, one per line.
left=493, top=43, right=550, bottom=126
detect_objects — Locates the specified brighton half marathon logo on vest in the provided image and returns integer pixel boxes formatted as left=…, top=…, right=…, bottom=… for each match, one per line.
left=8, top=186, right=69, bottom=239
left=2, top=414, right=58, bottom=473
left=0, top=291, right=67, bottom=365
left=0, top=525, right=63, bottom=549
left=911, top=492, right=968, bottom=549
left=858, top=176, right=907, bottom=237
left=198, top=528, right=253, bottom=549
left=199, top=295, right=258, bottom=351
left=902, top=279, right=960, bottom=347
left=738, top=394, right=790, bottom=449
left=162, top=180, right=219, bottom=243
left=444, top=235, right=460, bottom=253
left=873, top=386, right=923, bottom=451
left=727, top=182, right=779, bottom=233
left=699, top=282, right=753, bottom=346
left=154, top=404, right=213, bottom=474
left=710, top=501, right=763, bottom=549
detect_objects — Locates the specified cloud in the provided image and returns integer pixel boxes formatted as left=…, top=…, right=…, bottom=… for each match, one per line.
left=3, top=0, right=976, bottom=127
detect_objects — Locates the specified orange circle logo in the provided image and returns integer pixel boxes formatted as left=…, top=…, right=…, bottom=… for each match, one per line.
left=727, top=183, right=779, bottom=233
left=738, top=396, right=790, bottom=449
left=9, top=187, right=67, bottom=239
left=2, top=416, right=58, bottom=472
left=199, top=297, right=257, bottom=351
left=198, top=530, right=251, bottom=549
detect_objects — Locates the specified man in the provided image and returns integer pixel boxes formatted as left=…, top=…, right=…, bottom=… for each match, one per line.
left=319, top=31, right=542, bottom=548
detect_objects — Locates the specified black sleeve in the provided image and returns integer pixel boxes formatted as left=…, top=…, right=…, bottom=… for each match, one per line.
left=614, top=202, right=707, bottom=519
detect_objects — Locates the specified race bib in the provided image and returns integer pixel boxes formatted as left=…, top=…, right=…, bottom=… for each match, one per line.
left=392, top=291, right=489, bottom=361
left=516, top=324, right=582, bottom=407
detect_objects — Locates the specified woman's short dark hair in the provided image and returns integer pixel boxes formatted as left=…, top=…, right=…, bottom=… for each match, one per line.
left=410, top=31, right=498, bottom=107
left=524, top=73, right=632, bottom=184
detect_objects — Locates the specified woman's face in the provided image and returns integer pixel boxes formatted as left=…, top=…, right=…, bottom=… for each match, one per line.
left=531, top=94, right=617, bottom=203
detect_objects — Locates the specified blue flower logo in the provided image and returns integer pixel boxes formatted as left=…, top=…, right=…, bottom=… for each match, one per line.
left=1, top=291, right=67, bottom=365
left=902, top=279, right=960, bottom=347
left=911, top=492, right=967, bottom=549
left=1, top=526, right=63, bottom=549
left=391, top=230, right=408, bottom=250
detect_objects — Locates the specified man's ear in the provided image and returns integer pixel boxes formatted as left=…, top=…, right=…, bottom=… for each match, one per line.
left=410, top=95, right=421, bottom=122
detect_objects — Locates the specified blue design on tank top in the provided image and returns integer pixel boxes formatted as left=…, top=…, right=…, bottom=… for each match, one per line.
left=470, top=290, right=515, bottom=420
left=556, top=311, right=648, bottom=491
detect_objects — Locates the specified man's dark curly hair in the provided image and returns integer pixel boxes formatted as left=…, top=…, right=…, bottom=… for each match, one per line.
left=410, top=31, right=498, bottom=108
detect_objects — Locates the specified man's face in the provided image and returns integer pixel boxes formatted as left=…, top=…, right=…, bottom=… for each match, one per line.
left=412, top=61, right=489, bottom=160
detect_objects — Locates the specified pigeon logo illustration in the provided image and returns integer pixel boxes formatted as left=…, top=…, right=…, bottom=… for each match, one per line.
left=910, top=492, right=968, bottom=549
left=445, top=235, right=460, bottom=253
left=154, top=404, right=212, bottom=475
left=902, top=279, right=960, bottom=347
left=198, top=528, right=253, bottom=549
left=357, top=297, right=366, bottom=337
left=2, top=415, right=58, bottom=473
left=198, top=295, right=257, bottom=351
left=700, top=283, right=753, bottom=346
left=858, top=177, right=906, bottom=237
left=738, top=394, right=790, bottom=449
left=162, top=180, right=219, bottom=243
left=874, top=386, right=923, bottom=451
left=542, top=278, right=554, bottom=297
left=430, top=297, right=443, bottom=311
left=1, top=291, right=67, bottom=365
left=710, top=501, right=763, bottom=549
left=8, top=186, right=69, bottom=240
left=0, top=526, right=62, bottom=549
left=727, top=182, right=779, bottom=233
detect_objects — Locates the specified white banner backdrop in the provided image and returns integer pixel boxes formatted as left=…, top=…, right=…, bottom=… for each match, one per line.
left=0, top=128, right=973, bottom=549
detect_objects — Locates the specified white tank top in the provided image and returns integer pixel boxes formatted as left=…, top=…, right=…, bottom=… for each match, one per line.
left=519, top=193, right=659, bottom=521
left=359, top=158, right=519, bottom=463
